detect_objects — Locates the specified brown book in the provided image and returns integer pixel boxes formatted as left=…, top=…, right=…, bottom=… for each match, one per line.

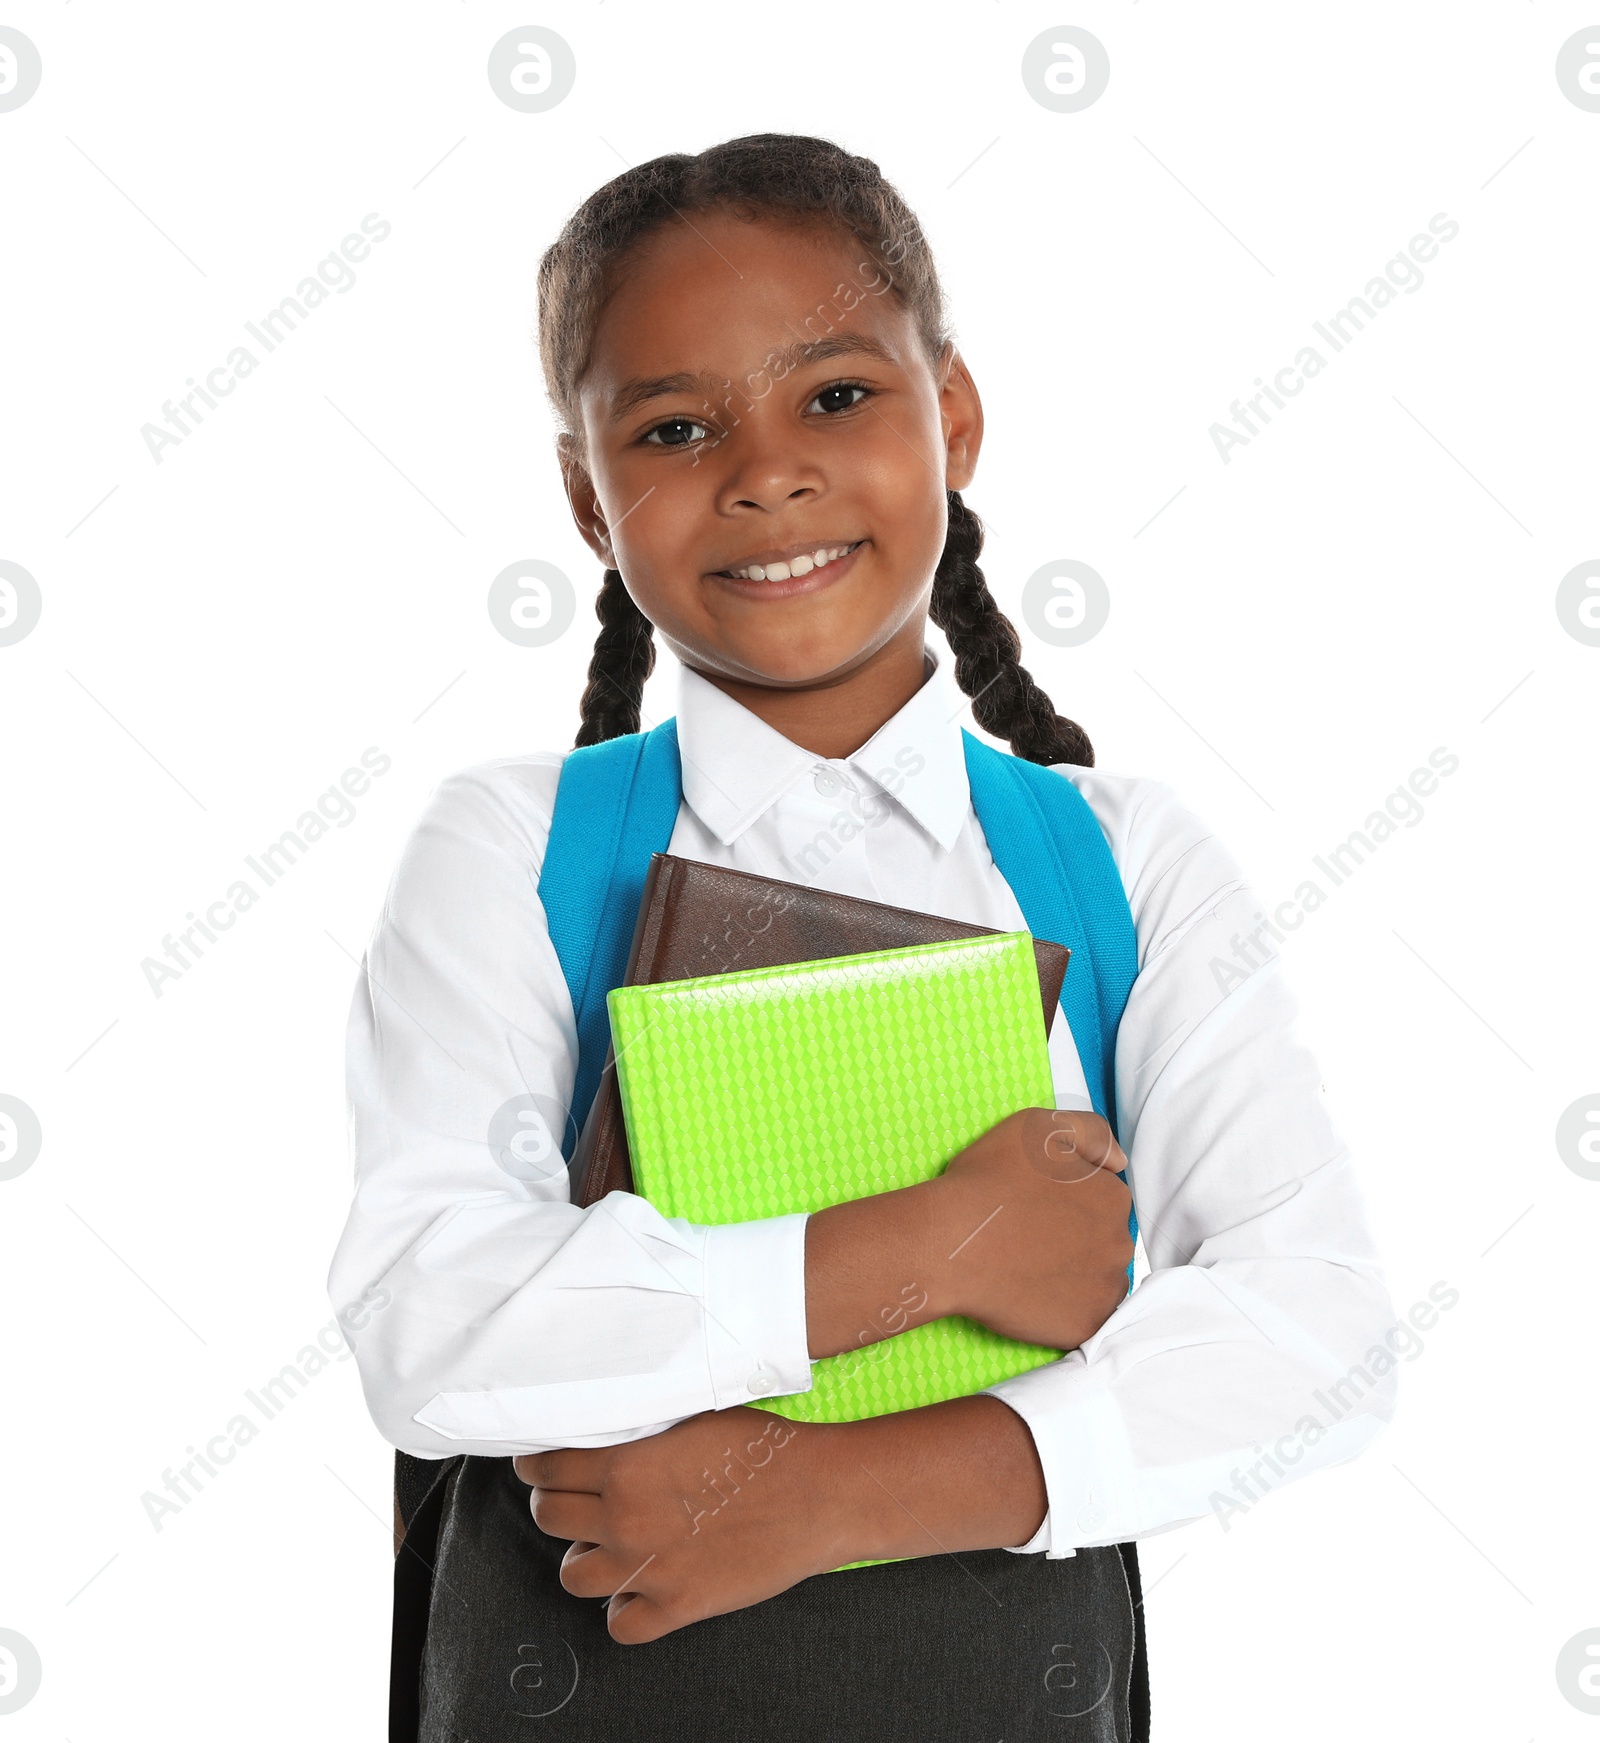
left=570, top=854, right=1070, bottom=1206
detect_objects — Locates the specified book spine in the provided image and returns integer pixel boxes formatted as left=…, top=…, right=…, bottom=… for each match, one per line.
left=654, top=858, right=683, bottom=973
left=626, top=854, right=673, bottom=984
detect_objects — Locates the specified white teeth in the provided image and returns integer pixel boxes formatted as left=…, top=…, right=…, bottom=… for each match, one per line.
left=726, top=542, right=856, bottom=581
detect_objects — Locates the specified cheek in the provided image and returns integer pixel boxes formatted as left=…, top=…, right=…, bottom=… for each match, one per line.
left=607, top=492, right=714, bottom=634
left=869, top=456, right=950, bottom=594
left=607, top=479, right=695, bottom=575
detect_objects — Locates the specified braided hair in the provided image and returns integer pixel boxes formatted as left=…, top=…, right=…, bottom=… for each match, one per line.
left=536, top=133, right=1094, bottom=766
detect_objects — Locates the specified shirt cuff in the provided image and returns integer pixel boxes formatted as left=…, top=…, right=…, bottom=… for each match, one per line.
left=983, top=1354, right=1141, bottom=1556
left=702, top=1212, right=815, bottom=1410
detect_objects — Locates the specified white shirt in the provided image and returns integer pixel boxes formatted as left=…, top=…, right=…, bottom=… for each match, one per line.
left=329, top=646, right=1397, bottom=1556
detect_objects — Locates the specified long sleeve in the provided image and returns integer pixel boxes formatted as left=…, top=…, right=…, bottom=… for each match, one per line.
left=329, top=655, right=1399, bottom=1530
left=984, top=771, right=1399, bottom=1554
left=326, top=757, right=814, bottom=1461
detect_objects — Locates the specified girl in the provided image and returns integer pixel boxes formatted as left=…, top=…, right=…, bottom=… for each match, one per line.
left=330, top=134, right=1396, bottom=1743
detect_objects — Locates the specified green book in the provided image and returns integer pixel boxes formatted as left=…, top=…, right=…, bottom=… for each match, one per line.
left=607, top=931, right=1063, bottom=1566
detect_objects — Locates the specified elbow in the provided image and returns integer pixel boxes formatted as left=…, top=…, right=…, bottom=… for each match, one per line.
left=334, top=1283, right=558, bottom=1461
left=1307, top=1269, right=1463, bottom=1458
left=1361, top=1274, right=1461, bottom=1431
left=328, top=1276, right=454, bottom=1460
left=352, top=1346, right=470, bottom=1462
left=368, top=1389, right=455, bottom=1463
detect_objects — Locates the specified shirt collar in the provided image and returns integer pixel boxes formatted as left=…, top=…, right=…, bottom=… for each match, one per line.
left=674, top=645, right=974, bottom=853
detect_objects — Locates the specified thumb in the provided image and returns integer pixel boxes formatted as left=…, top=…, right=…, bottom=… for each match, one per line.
left=1038, top=1110, right=1123, bottom=1180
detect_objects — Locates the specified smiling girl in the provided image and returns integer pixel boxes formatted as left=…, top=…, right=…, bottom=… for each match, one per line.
left=330, top=134, right=1396, bottom=1743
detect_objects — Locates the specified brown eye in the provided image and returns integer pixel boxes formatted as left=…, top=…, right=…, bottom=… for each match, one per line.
left=643, top=417, right=710, bottom=447
left=807, top=383, right=870, bottom=416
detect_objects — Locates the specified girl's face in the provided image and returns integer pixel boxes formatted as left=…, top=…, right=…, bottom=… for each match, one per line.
left=564, top=208, right=983, bottom=695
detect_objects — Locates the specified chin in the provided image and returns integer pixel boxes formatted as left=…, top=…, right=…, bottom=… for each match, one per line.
left=732, top=652, right=847, bottom=688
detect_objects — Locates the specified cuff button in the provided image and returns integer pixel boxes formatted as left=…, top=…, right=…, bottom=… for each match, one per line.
left=747, top=1368, right=778, bottom=1395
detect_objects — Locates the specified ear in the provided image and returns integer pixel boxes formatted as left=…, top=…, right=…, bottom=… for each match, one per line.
left=559, top=438, right=617, bottom=568
left=937, top=348, right=984, bottom=493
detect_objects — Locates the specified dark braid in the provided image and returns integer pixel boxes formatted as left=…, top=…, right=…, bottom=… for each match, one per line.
left=931, top=492, right=1095, bottom=767
left=573, top=568, right=655, bottom=747
left=537, top=133, right=1092, bottom=763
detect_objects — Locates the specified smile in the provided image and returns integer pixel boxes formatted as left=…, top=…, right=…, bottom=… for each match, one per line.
left=714, top=540, right=863, bottom=583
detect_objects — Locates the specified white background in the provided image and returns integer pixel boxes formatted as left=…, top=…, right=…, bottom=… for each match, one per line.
left=2, top=3, right=1597, bottom=1736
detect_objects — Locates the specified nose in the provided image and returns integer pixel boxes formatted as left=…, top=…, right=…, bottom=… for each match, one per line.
left=711, top=420, right=826, bottom=515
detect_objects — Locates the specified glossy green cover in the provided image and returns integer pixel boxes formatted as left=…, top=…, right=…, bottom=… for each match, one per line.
left=606, top=931, right=1063, bottom=1425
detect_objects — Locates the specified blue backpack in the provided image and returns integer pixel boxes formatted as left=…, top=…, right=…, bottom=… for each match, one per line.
left=537, top=717, right=1140, bottom=1254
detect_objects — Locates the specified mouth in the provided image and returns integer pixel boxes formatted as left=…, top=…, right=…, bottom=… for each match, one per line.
left=709, top=539, right=865, bottom=600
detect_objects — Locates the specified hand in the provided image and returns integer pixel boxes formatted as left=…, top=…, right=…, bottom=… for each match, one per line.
left=802, top=1107, right=1133, bottom=1362
left=513, top=1392, right=1053, bottom=1644
left=929, top=1107, right=1133, bottom=1350
left=513, top=1406, right=852, bottom=1644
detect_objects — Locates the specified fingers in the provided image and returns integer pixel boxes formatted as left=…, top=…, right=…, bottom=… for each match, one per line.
left=607, top=1591, right=680, bottom=1645
left=558, top=1540, right=630, bottom=1600
left=1037, top=1109, right=1125, bottom=1180
left=512, top=1448, right=606, bottom=1492
left=558, top=1543, right=695, bottom=1643
left=529, top=1487, right=607, bottom=1543
left=559, top=1541, right=667, bottom=1607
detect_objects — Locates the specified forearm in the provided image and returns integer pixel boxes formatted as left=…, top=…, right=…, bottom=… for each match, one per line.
left=802, top=1180, right=956, bottom=1360
left=793, top=1394, right=1049, bottom=1560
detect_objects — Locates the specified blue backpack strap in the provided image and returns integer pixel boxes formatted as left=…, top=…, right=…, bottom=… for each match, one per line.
left=962, top=731, right=1139, bottom=1135
left=536, top=719, right=684, bottom=1161
left=963, top=731, right=1141, bottom=1283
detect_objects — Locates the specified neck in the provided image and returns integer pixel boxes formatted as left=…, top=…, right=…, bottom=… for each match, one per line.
left=687, top=622, right=933, bottom=760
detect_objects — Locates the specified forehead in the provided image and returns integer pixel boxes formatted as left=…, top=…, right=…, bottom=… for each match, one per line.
left=579, top=209, right=924, bottom=413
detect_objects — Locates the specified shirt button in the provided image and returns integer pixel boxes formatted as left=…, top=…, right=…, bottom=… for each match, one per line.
left=813, top=766, right=842, bottom=797
left=747, top=1368, right=778, bottom=1396
left=1076, top=1499, right=1109, bottom=1533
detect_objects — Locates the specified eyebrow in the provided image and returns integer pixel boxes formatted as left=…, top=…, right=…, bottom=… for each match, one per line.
left=607, top=332, right=901, bottom=420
